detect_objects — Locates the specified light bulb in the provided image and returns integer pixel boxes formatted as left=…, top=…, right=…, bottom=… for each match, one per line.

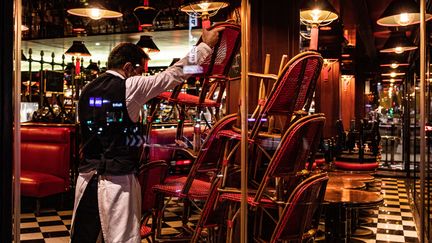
left=89, top=8, right=102, bottom=20
left=310, top=9, right=322, bottom=22
left=394, top=46, right=404, bottom=54
left=395, top=12, right=413, bottom=26
left=198, top=2, right=211, bottom=11
left=390, top=63, right=399, bottom=69
left=390, top=79, right=395, bottom=83
left=390, top=72, right=397, bottom=78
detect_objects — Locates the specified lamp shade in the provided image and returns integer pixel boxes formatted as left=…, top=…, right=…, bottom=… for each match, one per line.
left=136, top=35, right=160, bottom=53
left=65, top=41, right=91, bottom=57
left=67, top=1, right=122, bottom=20
left=179, top=0, right=229, bottom=17
left=134, top=6, right=158, bottom=27
left=377, top=0, right=432, bottom=26
left=381, top=71, right=405, bottom=77
left=380, top=32, right=417, bottom=54
left=380, top=60, right=409, bottom=69
left=300, top=0, right=339, bottom=25
left=86, top=62, right=100, bottom=72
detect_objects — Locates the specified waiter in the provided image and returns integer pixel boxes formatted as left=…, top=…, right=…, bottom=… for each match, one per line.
left=70, top=26, right=225, bottom=243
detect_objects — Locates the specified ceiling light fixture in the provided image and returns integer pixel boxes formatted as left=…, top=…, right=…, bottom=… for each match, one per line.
left=65, top=41, right=91, bottom=74
left=67, top=1, right=122, bottom=20
left=377, top=0, right=432, bottom=27
left=134, top=0, right=158, bottom=27
left=136, top=35, right=160, bottom=53
left=381, top=71, right=405, bottom=77
left=179, top=0, right=229, bottom=28
left=300, top=0, right=339, bottom=50
left=380, top=31, right=417, bottom=54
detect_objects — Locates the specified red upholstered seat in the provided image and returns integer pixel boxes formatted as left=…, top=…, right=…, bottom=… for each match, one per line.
left=21, top=171, right=67, bottom=198
left=158, top=92, right=219, bottom=107
left=334, top=161, right=379, bottom=171
left=20, top=126, right=72, bottom=199
left=315, top=158, right=326, bottom=165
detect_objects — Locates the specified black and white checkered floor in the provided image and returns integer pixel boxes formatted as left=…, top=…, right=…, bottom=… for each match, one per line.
left=20, top=177, right=419, bottom=243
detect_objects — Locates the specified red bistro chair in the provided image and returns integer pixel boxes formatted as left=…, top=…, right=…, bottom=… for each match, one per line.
left=219, top=51, right=324, bottom=142
left=155, top=22, right=241, bottom=152
left=152, top=113, right=237, bottom=241
left=191, top=114, right=326, bottom=242
left=137, top=160, right=168, bottom=242
left=268, top=172, right=328, bottom=243
left=218, top=51, right=324, bottom=180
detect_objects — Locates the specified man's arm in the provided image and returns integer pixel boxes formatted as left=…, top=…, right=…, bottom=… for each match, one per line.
left=125, top=27, right=225, bottom=122
left=125, top=42, right=211, bottom=122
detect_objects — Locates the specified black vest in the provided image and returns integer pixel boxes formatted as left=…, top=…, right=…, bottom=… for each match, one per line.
left=78, top=73, right=142, bottom=175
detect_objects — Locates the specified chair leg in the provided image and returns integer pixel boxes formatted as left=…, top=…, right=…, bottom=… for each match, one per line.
left=35, top=198, right=41, bottom=216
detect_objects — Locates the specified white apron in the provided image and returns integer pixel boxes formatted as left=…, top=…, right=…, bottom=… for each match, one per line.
left=71, top=171, right=142, bottom=243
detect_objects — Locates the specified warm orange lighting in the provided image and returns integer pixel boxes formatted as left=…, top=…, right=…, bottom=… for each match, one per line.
left=67, top=7, right=122, bottom=20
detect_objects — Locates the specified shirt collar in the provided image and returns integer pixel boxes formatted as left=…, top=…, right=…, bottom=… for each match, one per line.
left=106, top=70, right=125, bottom=79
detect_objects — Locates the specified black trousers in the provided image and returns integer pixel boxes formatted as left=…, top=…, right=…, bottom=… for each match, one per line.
left=71, top=175, right=103, bottom=243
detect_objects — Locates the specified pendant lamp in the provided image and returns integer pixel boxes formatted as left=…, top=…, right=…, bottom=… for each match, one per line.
left=179, top=0, right=229, bottom=28
left=134, top=0, right=158, bottom=27
left=377, top=0, right=432, bottom=27
left=136, top=35, right=160, bottom=53
left=380, top=54, right=409, bottom=69
left=67, top=1, right=122, bottom=20
left=381, top=71, right=405, bottom=77
left=300, top=0, right=339, bottom=50
left=65, top=41, right=91, bottom=74
left=380, top=32, right=417, bottom=54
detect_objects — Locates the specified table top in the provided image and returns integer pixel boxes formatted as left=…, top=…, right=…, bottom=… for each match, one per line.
left=324, top=188, right=383, bottom=207
left=329, top=172, right=375, bottom=182
left=327, top=177, right=366, bottom=190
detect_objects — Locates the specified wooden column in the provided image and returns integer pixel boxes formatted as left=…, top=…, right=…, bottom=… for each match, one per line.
left=316, top=62, right=341, bottom=138
left=0, top=0, right=14, bottom=241
left=226, top=0, right=299, bottom=114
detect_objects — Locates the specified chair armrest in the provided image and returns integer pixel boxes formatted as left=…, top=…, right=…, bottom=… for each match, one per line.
left=248, top=72, right=278, bottom=80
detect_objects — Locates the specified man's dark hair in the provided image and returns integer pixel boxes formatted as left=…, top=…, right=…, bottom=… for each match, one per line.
left=107, top=42, right=149, bottom=69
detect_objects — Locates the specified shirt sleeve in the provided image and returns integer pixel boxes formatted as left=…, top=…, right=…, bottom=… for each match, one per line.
left=125, top=42, right=212, bottom=122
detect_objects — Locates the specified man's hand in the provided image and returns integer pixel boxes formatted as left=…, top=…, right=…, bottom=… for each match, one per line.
left=202, top=27, right=226, bottom=48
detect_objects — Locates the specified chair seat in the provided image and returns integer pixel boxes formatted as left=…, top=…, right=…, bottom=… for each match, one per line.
left=21, top=170, right=68, bottom=198
left=158, top=92, right=219, bottom=107
left=220, top=192, right=276, bottom=208
left=217, top=129, right=256, bottom=143
left=140, top=224, right=152, bottom=239
left=334, top=161, right=379, bottom=171
left=315, top=158, right=326, bottom=165
left=153, top=178, right=211, bottom=199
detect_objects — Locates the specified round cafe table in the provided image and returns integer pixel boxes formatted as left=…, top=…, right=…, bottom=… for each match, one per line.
left=329, top=172, right=375, bottom=182
left=324, top=188, right=383, bottom=243
left=327, top=177, right=366, bottom=190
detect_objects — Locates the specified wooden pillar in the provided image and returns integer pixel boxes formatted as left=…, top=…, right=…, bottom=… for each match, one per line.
left=0, top=0, right=14, bottom=241
left=316, top=61, right=341, bottom=138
